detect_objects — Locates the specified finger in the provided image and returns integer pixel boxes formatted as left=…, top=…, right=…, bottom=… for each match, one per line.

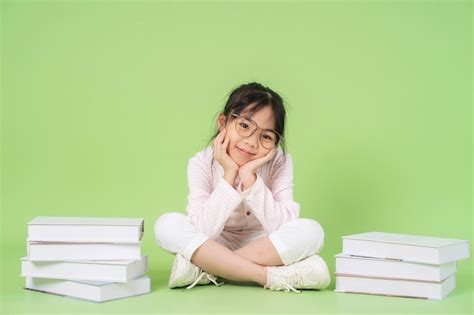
left=221, top=129, right=227, bottom=142
left=224, top=136, right=231, bottom=151
left=222, top=135, right=230, bottom=151
left=217, top=130, right=224, bottom=141
left=216, top=129, right=226, bottom=146
left=214, top=134, right=222, bottom=151
left=219, top=129, right=227, bottom=143
left=264, top=148, right=276, bottom=161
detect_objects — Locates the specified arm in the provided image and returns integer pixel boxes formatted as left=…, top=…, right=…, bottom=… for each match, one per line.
left=186, top=156, right=243, bottom=239
left=237, top=153, right=300, bottom=233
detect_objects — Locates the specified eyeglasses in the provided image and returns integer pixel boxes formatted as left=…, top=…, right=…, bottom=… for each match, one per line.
left=229, top=113, right=282, bottom=150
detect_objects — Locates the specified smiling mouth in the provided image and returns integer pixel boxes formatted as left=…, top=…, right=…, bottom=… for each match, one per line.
left=236, top=146, right=255, bottom=156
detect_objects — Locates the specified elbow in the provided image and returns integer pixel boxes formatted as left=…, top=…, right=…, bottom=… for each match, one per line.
left=265, top=201, right=300, bottom=233
left=281, top=200, right=300, bottom=221
left=292, top=202, right=301, bottom=219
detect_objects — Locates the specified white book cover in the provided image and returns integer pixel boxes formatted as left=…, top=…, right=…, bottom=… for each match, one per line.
left=21, top=256, right=147, bottom=282
left=335, top=273, right=456, bottom=300
left=27, top=241, right=141, bottom=261
left=27, top=217, right=144, bottom=242
left=335, top=253, right=456, bottom=282
left=342, top=231, right=470, bottom=264
left=25, top=275, right=151, bottom=303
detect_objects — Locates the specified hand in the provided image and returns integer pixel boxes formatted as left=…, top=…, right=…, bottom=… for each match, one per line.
left=239, top=148, right=277, bottom=181
left=214, top=128, right=239, bottom=174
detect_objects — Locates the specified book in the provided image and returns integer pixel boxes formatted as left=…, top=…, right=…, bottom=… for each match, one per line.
left=342, top=232, right=470, bottom=264
left=27, top=241, right=141, bottom=261
left=335, top=273, right=455, bottom=300
left=21, top=256, right=147, bottom=282
left=24, top=275, right=151, bottom=303
left=335, top=253, right=456, bottom=282
left=27, top=217, right=144, bottom=242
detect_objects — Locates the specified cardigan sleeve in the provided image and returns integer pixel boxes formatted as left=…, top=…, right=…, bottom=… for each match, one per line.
left=236, top=153, right=300, bottom=233
left=185, top=154, right=243, bottom=239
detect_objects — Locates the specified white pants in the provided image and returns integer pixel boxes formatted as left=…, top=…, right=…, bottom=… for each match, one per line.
left=154, top=212, right=325, bottom=266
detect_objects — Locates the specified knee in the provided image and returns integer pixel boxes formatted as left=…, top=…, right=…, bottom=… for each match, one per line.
left=154, top=212, right=188, bottom=248
left=297, top=218, right=325, bottom=254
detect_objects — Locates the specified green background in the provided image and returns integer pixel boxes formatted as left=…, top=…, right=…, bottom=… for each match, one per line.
left=1, top=0, right=472, bottom=314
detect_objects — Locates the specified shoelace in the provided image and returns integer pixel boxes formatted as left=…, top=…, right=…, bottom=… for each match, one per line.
left=267, top=264, right=320, bottom=293
left=186, top=272, right=225, bottom=290
left=278, top=282, right=300, bottom=293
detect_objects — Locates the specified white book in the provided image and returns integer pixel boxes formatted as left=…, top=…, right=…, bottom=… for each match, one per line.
left=342, top=232, right=470, bottom=264
left=27, top=217, right=144, bottom=242
left=25, top=275, right=151, bottom=303
left=335, top=253, right=456, bottom=282
left=21, top=256, right=147, bottom=282
left=27, top=241, right=141, bottom=261
left=335, top=273, right=456, bottom=300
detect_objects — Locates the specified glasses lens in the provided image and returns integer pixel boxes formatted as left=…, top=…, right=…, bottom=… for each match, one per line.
left=260, top=130, right=279, bottom=149
left=236, top=117, right=256, bottom=137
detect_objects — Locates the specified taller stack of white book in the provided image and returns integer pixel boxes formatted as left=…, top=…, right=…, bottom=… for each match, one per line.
left=334, top=231, right=470, bottom=300
left=21, top=217, right=151, bottom=303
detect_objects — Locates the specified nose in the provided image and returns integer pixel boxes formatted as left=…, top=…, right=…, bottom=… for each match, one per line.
left=244, top=130, right=260, bottom=148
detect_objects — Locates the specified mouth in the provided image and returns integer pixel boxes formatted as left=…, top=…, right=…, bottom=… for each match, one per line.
left=236, top=146, right=256, bottom=157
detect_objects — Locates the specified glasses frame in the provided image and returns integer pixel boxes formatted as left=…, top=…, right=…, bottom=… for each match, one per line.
left=229, top=113, right=283, bottom=149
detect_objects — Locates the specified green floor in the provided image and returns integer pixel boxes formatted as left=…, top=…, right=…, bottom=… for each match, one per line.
left=1, top=246, right=472, bottom=315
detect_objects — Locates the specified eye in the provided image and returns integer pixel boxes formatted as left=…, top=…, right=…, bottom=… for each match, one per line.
left=239, top=122, right=249, bottom=129
left=262, top=132, right=276, bottom=141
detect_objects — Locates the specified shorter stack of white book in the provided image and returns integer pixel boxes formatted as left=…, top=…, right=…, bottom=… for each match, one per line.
left=21, top=217, right=151, bottom=303
left=334, top=231, right=470, bottom=300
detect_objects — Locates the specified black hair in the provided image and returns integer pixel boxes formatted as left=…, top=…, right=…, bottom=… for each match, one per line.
left=207, top=82, right=288, bottom=170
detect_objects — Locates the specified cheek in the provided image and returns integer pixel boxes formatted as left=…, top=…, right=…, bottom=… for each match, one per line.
left=227, top=134, right=239, bottom=149
left=226, top=136, right=240, bottom=156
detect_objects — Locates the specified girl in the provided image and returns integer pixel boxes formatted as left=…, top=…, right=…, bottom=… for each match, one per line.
left=154, top=82, right=330, bottom=293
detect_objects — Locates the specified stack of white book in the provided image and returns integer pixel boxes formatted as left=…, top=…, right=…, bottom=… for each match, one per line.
left=334, top=231, right=470, bottom=300
left=21, top=217, right=151, bottom=302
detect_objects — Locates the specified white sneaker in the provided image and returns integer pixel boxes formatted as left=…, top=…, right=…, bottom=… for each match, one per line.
left=168, top=254, right=224, bottom=289
left=265, top=254, right=331, bottom=293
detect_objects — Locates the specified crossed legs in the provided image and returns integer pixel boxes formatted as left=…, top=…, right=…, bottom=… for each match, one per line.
left=190, top=236, right=283, bottom=287
left=155, top=213, right=325, bottom=288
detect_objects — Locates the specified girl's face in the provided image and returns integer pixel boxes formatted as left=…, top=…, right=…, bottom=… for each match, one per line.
left=217, top=105, right=276, bottom=167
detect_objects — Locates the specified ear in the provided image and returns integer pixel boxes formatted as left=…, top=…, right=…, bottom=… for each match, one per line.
left=217, top=113, right=226, bottom=131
